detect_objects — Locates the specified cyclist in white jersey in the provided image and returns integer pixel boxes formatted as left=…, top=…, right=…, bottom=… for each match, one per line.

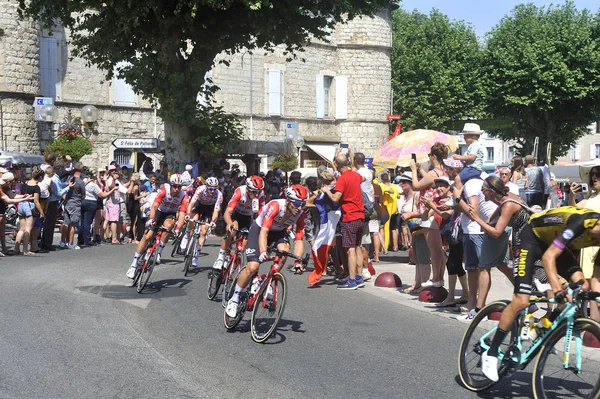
left=226, top=184, right=309, bottom=317
left=212, top=176, right=265, bottom=271
left=126, top=174, right=186, bottom=278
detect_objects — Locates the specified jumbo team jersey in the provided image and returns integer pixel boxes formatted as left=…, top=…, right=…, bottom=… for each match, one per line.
left=191, top=185, right=223, bottom=212
left=254, top=199, right=306, bottom=240
left=153, top=184, right=187, bottom=214
left=529, top=206, right=600, bottom=250
left=227, top=185, right=265, bottom=216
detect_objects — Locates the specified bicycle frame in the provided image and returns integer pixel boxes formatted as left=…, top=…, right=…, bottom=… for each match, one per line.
left=222, top=229, right=247, bottom=278
left=138, top=228, right=168, bottom=272
left=246, top=255, right=282, bottom=311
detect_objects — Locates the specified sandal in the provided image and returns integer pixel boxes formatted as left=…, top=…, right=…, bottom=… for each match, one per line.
left=436, top=300, right=457, bottom=308
left=402, top=285, right=421, bottom=294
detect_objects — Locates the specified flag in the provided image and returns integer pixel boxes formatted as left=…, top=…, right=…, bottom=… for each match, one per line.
left=308, top=208, right=341, bottom=286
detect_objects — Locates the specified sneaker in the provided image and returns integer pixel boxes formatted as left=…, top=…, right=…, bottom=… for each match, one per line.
left=422, top=279, right=434, bottom=288
left=362, top=270, right=372, bottom=281
left=337, top=279, right=358, bottom=290
left=355, top=276, right=366, bottom=288
left=156, top=253, right=162, bottom=264
left=67, top=244, right=80, bottom=250
left=192, top=257, right=198, bottom=267
left=481, top=351, right=500, bottom=382
left=58, top=241, right=67, bottom=249
left=457, top=309, right=477, bottom=322
left=226, top=300, right=239, bottom=317
left=213, top=258, right=224, bottom=270
left=126, top=265, right=138, bottom=279
left=432, top=280, right=444, bottom=288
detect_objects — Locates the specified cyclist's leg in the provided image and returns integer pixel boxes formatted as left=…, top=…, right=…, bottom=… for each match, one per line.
left=127, top=226, right=155, bottom=277
left=591, top=255, right=600, bottom=320
left=153, top=212, right=172, bottom=262
left=229, top=223, right=262, bottom=304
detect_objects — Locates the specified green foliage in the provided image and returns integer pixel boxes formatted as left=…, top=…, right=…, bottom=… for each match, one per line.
left=391, top=8, right=484, bottom=131
left=482, top=1, right=600, bottom=159
left=19, top=0, right=392, bottom=156
left=45, top=128, right=93, bottom=160
left=271, top=153, right=298, bottom=172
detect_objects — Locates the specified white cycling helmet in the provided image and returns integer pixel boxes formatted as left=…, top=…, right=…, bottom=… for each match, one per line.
left=169, top=173, right=183, bottom=185
left=246, top=175, right=265, bottom=191
left=206, top=176, right=219, bottom=187
left=285, top=184, right=309, bottom=202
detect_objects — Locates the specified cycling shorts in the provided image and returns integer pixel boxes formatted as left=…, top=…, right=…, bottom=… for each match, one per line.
left=192, top=203, right=215, bottom=221
left=513, top=224, right=584, bottom=295
left=245, top=222, right=289, bottom=263
left=231, top=210, right=252, bottom=230
left=149, top=210, right=176, bottom=232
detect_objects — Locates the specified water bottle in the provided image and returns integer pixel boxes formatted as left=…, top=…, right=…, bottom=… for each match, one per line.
left=224, top=254, right=231, bottom=268
left=529, top=317, right=552, bottom=341
left=266, top=283, right=274, bottom=300
left=250, top=275, right=263, bottom=295
left=520, top=313, right=534, bottom=341
left=252, top=198, right=259, bottom=213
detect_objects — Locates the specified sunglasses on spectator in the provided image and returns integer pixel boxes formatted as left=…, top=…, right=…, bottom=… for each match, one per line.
left=500, top=172, right=510, bottom=175
left=290, top=200, right=306, bottom=208
left=591, top=171, right=600, bottom=178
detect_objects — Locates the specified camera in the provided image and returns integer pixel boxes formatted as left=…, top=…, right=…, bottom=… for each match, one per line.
left=580, top=183, right=589, bottom=193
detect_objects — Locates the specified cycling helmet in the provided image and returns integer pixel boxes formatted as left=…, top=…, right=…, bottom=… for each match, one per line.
left=285, top=184, right=309, bottom=202
left=205, top=176, right=219, bottom=187
left=246, top=175, right=264, bottom=191
left=169, top=173, right=183, bottom=185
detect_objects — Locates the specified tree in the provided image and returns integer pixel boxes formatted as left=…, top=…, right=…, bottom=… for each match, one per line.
left=391, top=8, right=483, bottom=131
left=19, top=0, right=392, bottom=156
left=483, top=1, right=600, bottom=160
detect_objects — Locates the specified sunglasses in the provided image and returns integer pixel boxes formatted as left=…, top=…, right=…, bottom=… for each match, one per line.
left=207, top=187, right=217, bottom=191
left=591, top=171, right=600, bottom=178
left=290, top=200, right=306, bottom=208
left=500, top=172, right=510, bottom=176
left=171, top=184, right=182, bottom=189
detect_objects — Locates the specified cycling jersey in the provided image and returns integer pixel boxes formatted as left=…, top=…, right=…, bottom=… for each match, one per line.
left=153, top=184, right=186, bottom=214
left=255, top=199, right=306, bottom=240
left=529, top=206, right=600, bottom=250
left=226, top=185, right=265, bottom=216
left=190, top=185, right=223, bottom=213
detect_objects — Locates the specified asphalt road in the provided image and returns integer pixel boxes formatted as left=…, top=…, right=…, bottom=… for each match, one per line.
left=0, top=237, right=558, bottom=398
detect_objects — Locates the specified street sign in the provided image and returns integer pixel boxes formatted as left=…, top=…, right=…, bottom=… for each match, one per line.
left=33, top=97, right=53, bottom=121
left=112, top=138, right=158, bottom=149
left=365, top=157, right=374, bottom=168
left=386, top=114, right=401, bottom=121
left=285, top=121, right=299, bottom=140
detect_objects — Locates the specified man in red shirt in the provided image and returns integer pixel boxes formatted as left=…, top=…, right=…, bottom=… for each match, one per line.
left=321, top=153, right=365, bottom=290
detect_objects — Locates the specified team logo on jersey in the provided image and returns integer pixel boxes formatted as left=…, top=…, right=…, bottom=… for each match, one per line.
left=543, top=216, right=563, bottom=224
left=562, top=229, right=574, bottom=241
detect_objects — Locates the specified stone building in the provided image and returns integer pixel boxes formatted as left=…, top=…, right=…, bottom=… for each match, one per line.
left=0, top=0, right=394, bottom=173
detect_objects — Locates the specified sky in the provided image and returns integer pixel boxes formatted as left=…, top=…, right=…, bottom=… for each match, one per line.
left=399, top=0, right=600, bottom=38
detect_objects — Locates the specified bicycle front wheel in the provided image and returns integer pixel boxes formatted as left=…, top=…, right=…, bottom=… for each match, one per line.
left=532, top=318, right=600, bottom=399
left=171, top=226, right=186, bottom=258
left=458, top=300, right=516, bottom=391
left=207, top=262, right=223, bottom=300
left=137, top=250, right=157, bottom=293
left=222, top=252, right=243, bottom=308
left=250, top=272, right=287, bottom=343
left=183, top=240, right=196, bottom=276
left=223, top=265, right=248, bottom=330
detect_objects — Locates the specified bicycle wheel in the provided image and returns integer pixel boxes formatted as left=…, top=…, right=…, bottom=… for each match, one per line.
left=171, top=225, right=186, bottom=258
left=532, top=318, right=600, bottom=399
left=223, top=265, right=249, bottom=330
left=222, top=251, right=243, bottom=308
left=458, top=300, right=517, bottom=391
left=183, top=240, right=196, bottom=276
left=250, top=272, right=287, bottom=343
left=137, top=249, right=157, bottom=293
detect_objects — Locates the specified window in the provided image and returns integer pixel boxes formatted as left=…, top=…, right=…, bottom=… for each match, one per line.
left=323, top=76, right=333, bottom=117
left=113, top=62, right=137, bottom=105
left=39, top=37, right=61, bottom=99
left=508, top=146, right=516, bottom=160
left=571, top=145, right=581, bottom=161
left=267, top=68, right=283, bottom=116
left=317, top=74, right=347, bottom=119
left=486, top=147, right=494, bottom=162
left=592, top=144, right=600, bottom=159
left=113, top=149, right=132, bottom=165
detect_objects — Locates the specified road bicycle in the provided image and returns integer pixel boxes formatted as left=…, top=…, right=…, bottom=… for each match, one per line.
left=131, top=226, right=171, bottom=293
left=181, top=217, right=212, bottom=277
left=170, top=222, right=188, bottom=258
left=223, top=245, right=309, bottom=343
left=458, top=280, right=600, bottom=399
left=207, top=227, right=249, bottom=303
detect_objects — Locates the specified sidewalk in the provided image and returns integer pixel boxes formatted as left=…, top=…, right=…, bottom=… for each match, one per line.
left=361, top=250, right=514, bottom=322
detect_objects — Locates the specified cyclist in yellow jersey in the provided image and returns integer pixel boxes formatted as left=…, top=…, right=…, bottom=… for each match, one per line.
left=481, top=206, right=600, bottom=382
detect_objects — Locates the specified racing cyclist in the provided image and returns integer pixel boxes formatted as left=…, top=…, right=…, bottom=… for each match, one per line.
left=180, top=176, right=223, bottom=267
left=212, top=176, right=265, bottom=272
left=126, top=174, right=186, bottom=278
left=226, top=184, right=309, bottom=317
left=481, top=206, right=600, bottom=381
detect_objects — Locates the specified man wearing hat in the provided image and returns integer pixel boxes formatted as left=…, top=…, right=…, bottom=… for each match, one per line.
left=452, top=123, right=485, bottom=188
left=41, top=159, right=69, bottom=251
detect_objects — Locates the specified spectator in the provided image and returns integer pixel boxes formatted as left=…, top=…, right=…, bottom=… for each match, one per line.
left=181, top=164, right=193, bottom=186
left=499, top=167, right=519, bottom=195
left=81, top=175, right=117, bottom=246
left=94, top=169, right=107, bottom=244
left=289, top=171, right=302, bottom=185
left=38, top=166, right=53, bottom=214
left=59, top=162, right=86, bottom=250
left=379, top=173, right=399, bottom=252
left=371, top=169, right=388, bottom=262
left=41, top=152, right=56, bottom=172
left=40, top=159, right=68, bottom=251
left=524, top=155, right=545, bottom=207
left=321, top=153, right=365, bottom=290
left=126, top=173, right=142, bottom=243
left=104, top=165, right=123, bottom=244
left=158, top=160, right=169, bottom=184
left=143, top=174, right=159, bottom=193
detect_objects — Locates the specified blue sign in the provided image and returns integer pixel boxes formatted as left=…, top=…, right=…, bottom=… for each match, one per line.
left=365, top=157, right=374, bottom=167
left=286, top=123, right=296, bottom=129
left=36, top=98, right=52, bottom=105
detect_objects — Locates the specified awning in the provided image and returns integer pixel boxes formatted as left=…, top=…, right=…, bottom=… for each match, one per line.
left=0, top=151, right=44, bottom=166
left=306, top=143, right=336, bottom=163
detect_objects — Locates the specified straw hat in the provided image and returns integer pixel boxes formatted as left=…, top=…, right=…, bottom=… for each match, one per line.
left=462, top=122, right=483, bottom=135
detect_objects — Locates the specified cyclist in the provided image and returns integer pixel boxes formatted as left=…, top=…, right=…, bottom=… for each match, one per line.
left=212, top=176, right=265, bottom=272
left=180, top=176, right=223, bottom=266
left=481, top=205, right=600, bottom=382
left=126, top=174, right=186, bottom=278
left=226, top=184, right=309, bottom=317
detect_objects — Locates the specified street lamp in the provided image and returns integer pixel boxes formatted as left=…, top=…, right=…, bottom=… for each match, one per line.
left=80, top=104, right=99, bottom=137
left=39, top=104, right=58, bottom=122
left=292, top=137, right=304, bottom=168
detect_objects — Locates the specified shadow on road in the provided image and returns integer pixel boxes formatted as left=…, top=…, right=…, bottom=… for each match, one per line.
left=76, top=278, right=193, bottom=299
left=453, top=371, right=534, bottom=398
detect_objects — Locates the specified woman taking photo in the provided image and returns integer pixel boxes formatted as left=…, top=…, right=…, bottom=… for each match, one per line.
left=82, top=175, right=117, bottom=246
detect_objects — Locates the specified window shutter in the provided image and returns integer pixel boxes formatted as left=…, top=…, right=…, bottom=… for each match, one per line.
left=316, top=74, right=324, bottom=118
left=39, top=38, right=58, bottom=98
left=334, top=75, right=348, bottom=120
left=590, top=144, right=597, bottom=159
left=113, top=62, right=137, bottom=105
left=267, top=69, right=282, bottom=116
left=574, top=145, right=581, bottom=161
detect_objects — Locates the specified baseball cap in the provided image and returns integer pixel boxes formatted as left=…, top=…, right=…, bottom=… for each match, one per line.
left=443, top=158, right=464, bottom=169
left=0, top=172, right=15, bottom=185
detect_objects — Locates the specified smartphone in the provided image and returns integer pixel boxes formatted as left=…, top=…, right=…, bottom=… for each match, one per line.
left=339, top=143, right=349, bottom=155
left=69, top=176, right=76, bottom=184
left=411, top=153, right=417, bottom=162
left=581, top=183, right=589, bottom=193
left=340, top=143, right=349, bottom=149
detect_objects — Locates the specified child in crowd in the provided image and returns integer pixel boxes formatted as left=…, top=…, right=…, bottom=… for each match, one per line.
left=452, top=123, right=486, bottom=188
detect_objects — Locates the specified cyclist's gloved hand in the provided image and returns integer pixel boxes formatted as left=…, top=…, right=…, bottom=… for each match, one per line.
left=145, top=219, right=155, bottom=229
left=258, top=251, right=269, bottom=263
left=554, top=290, right=569, bottom=304
left=184, top=215, right=191, bottom=222
left=209, top=221, right=216, bottom=230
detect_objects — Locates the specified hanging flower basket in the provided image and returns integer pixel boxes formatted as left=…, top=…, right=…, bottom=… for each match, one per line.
left=45, top=126, right=93, bottom=161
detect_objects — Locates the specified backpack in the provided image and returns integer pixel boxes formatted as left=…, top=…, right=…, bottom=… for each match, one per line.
left=440, top=211, right=462, bottom=245
left=362, top=191, right=376, bottom=219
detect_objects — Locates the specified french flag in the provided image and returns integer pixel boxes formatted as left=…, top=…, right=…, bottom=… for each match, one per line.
left=308, top=208, right=341, bottom=286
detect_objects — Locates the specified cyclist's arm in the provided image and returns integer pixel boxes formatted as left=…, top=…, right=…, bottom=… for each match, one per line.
left=541, top=245, right=566, bottom=295
left=223, top=207, right=235, bottom=227
left=150, top=188, right=166, bottom=221
left=212, top=191, right=223, bottom=222
left=258, top=226, right=269, bottom=256
left=186, top=198, right=196, bottom=215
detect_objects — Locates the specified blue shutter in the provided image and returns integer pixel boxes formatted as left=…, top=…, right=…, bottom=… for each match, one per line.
left=39, top=38, right=58, bottom=98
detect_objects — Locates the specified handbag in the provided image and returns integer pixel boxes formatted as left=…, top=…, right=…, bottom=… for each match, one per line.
left=405, top=193, right=423, bottom=236
left=440, top=212, right=462, bottom=245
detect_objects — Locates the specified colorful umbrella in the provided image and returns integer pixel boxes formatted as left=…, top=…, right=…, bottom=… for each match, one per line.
left=373, top=129, right=459, bottom=168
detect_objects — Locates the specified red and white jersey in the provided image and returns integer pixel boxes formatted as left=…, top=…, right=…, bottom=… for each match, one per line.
left=227, top=185, right=265, bottom=216
left=255, top=199, right=306, bottom=240
left=191, top=185, right=223, bottom=212
left=154, top=184, right=186, bottom=214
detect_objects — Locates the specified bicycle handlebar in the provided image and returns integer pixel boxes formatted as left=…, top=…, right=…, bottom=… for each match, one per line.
left=267, top=244, right=310, bottom=265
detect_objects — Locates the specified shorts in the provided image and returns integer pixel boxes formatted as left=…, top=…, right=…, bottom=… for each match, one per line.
left=479, top=231, right=510, bottom=268
left=192, top=203, right=215, bottom=221
left=463, top=233, right=484, bottom=271
left=379, top=213, right=389, bottom=226
left=390, top=214, right=401, bottom=230
left=304, top=213, right=315, bottom=242
left=17, top=202, right=33, bottom=218
left=231, top=210, right=252, bottom=230
left=341, top=219, right=364, bottom=248
left=63, top=205, right=81, bottom=226
left=149, top=210, right=176, bottom=232
left=245, top=222, right=288, bottom=263
left=105, top=202, right=121, bottom=222
left=459, top=166, right=483, bottom=184
left=513, top=224, right=583, bottom=295
left=368, top=219, right=380, bottom=233
left=361, top=225, right=371, bottom=245
left=412, top=233, right=431, bottom=265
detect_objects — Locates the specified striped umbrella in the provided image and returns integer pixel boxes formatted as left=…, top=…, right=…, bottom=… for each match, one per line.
left=373, top=129, right=459, bottom=168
